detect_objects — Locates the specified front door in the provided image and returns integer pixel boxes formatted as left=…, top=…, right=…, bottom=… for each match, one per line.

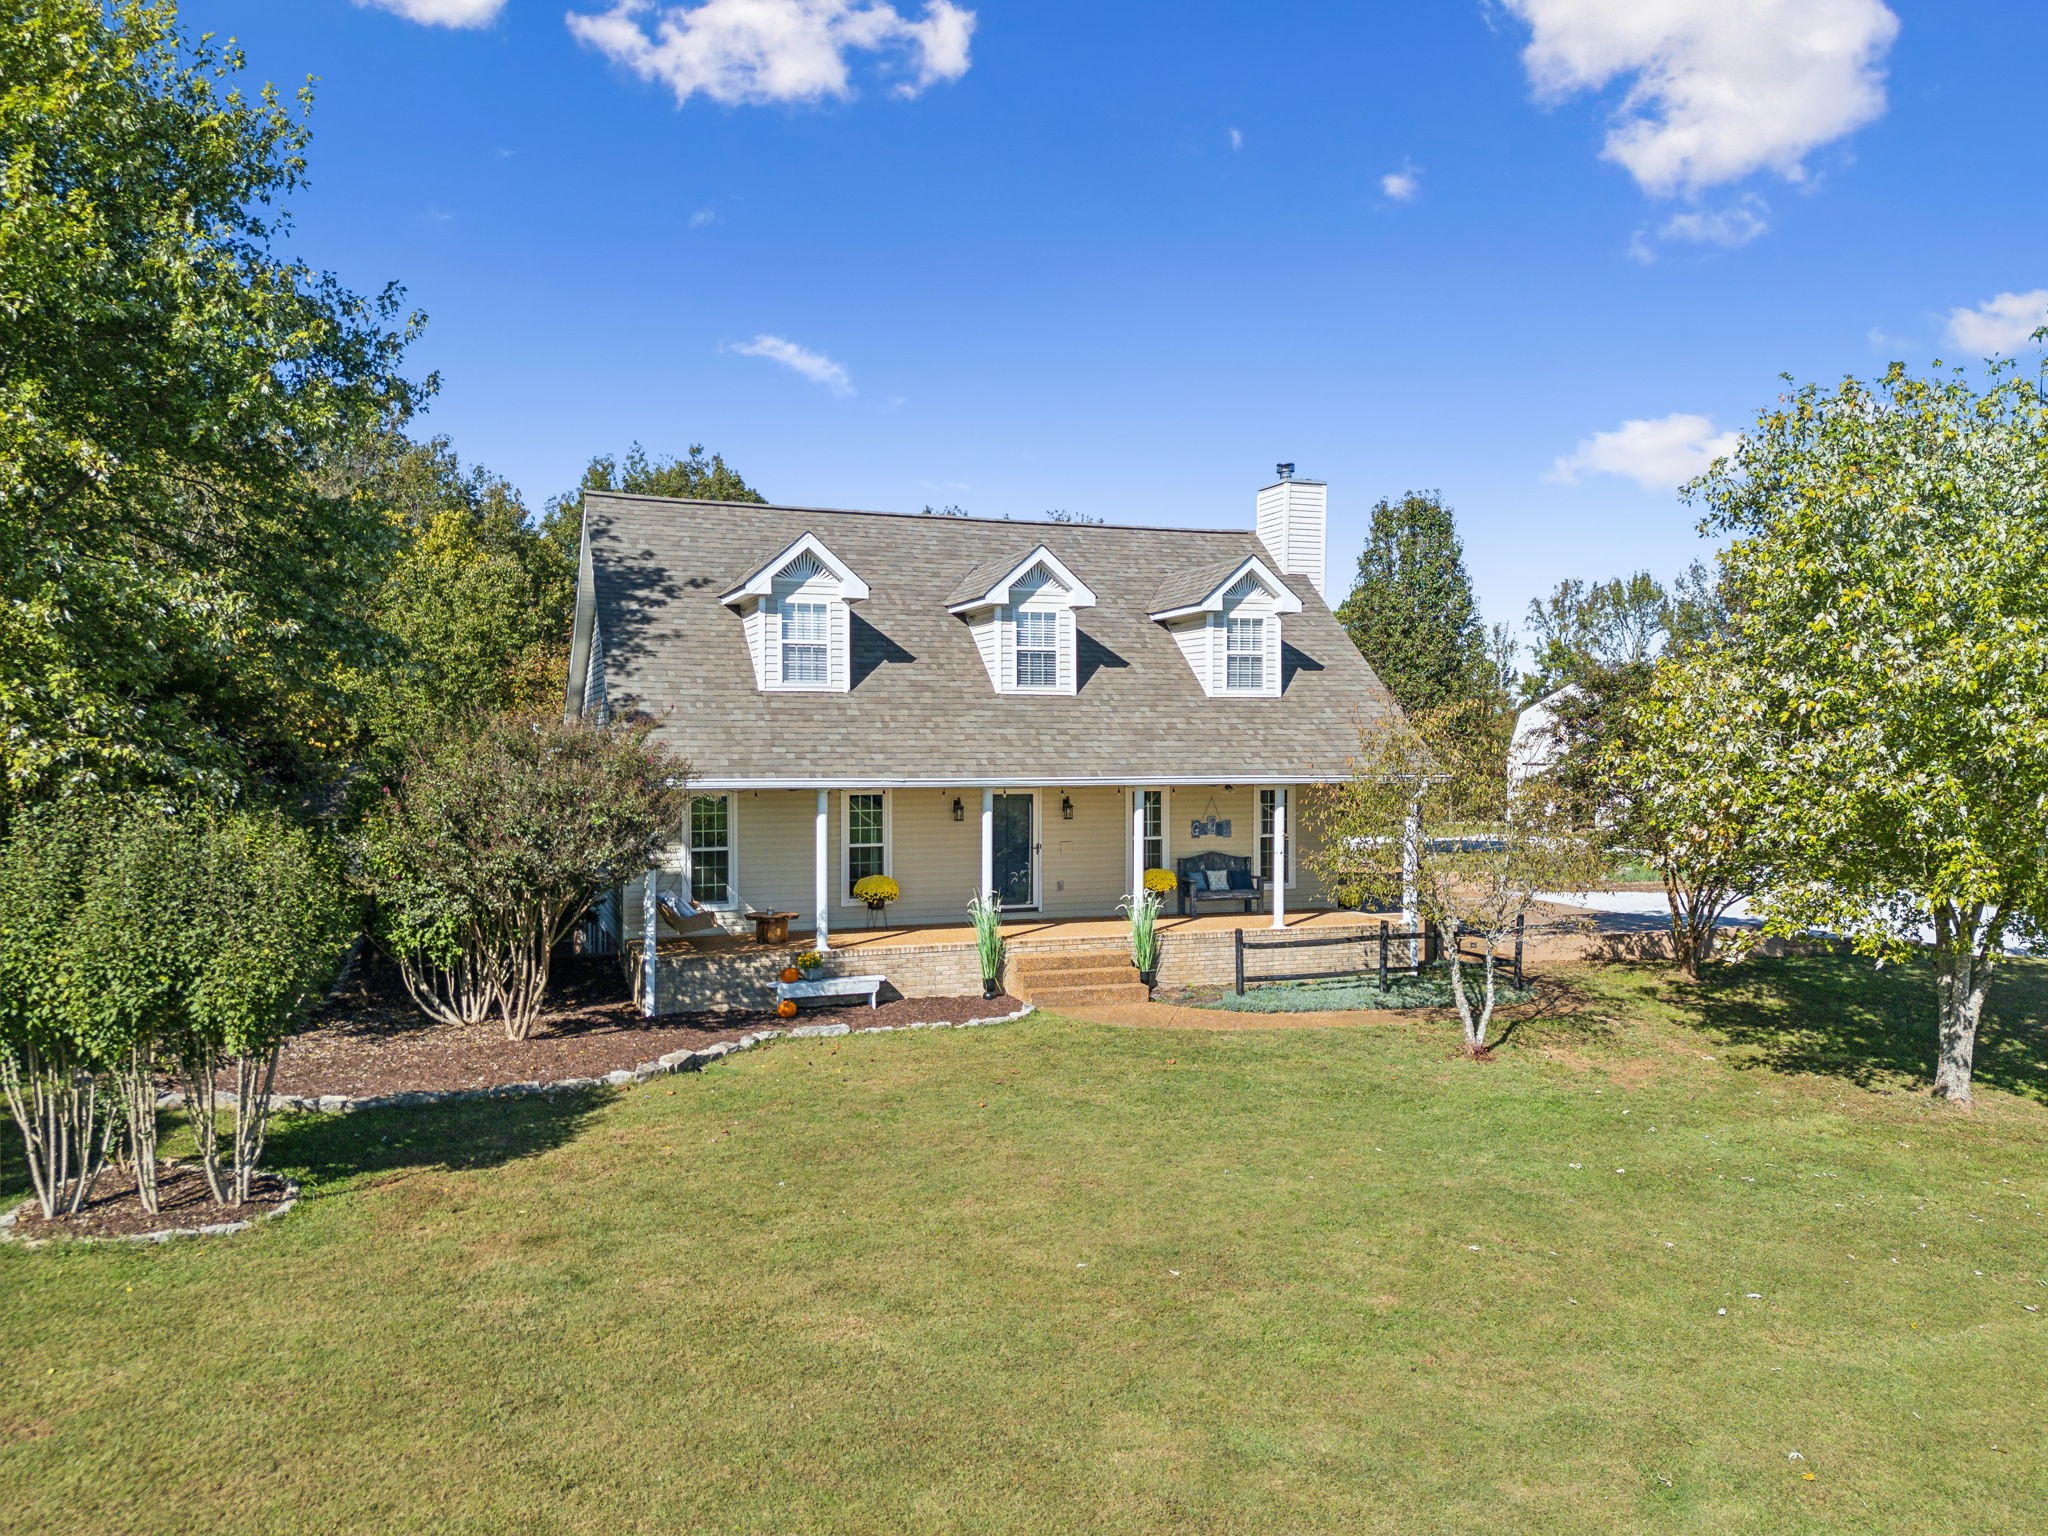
left=992, top=793, right=1037, bottom=909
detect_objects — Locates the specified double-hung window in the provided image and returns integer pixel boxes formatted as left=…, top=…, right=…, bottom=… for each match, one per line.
left=844, top=792, right=887, bottom=900
left=1225, top=616, right=1265, bottom=692
left=1141, top=790, right=1164, bottom=877
left=781, top=601, right=829, bottom=686
left=688, top=795, right=732, bottom=906
left=1259, top=788, right=1293, bottom=888
left=1015, top=610, right=1058, bottom=689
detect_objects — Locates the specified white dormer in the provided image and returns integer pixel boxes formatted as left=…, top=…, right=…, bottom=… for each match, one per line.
left=719, top=532, right=870, bottom=692
left=1148, top=553, right=1303, bottom=699
left=946, top=545, right=1097, bottom=696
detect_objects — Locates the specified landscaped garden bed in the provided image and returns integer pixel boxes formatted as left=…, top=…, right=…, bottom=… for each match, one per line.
left=2, top=1164, right=294, bottom=1245
left=254, top=954, right=1021, bottom=1100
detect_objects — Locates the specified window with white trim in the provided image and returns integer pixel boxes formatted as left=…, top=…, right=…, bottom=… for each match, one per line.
left=1259, top=789, right=1295, bottom=888
left=781, top=602, right=829, bottom=685
left=1141, top=790, right=1164, bottom=878
left=844, top=791, right=888, bottom=901
left=1015, top=609, right=1058, bottom=689
left=1225, top=616, right=1265, bottom=692
left=688, top=795, right=733, bottom=906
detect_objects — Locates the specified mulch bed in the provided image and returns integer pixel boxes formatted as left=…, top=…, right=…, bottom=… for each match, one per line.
left=6, top=1164, right=291, bottom=1243
left=257, top=953, right=1020, bottom=1100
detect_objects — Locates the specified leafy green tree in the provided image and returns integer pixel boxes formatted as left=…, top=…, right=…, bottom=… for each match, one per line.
left=358, top=712, right=691, bottom=1040
left=348, top=435, right=576, bottom=766
left=0, top=800, right=114, bottom=1216
left=542, top=442, right=763, bottom=567
left=0, top=1, right=423, bottom=808
left=1692, top=360, right=2048, bottom=1104
left=1589, top=649, right=1773, bottom=980
left=1335, top=492, right=1491, bottom=715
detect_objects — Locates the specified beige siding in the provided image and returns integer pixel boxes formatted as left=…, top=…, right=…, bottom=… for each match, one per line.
left=629, top=782, right=1342, bottom=936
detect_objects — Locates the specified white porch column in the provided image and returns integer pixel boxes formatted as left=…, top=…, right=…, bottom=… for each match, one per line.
left=641, top=868, right=659, bottom=1018
left=1402, top=796, right=1421, bottom=967
left=814, top=789, right=831, bottom=953
left=980, top=788, right=995, bottom=902
left=1130, top=787, right=1146, bottom=903
left=1270, top=788, right=1288, bottom=930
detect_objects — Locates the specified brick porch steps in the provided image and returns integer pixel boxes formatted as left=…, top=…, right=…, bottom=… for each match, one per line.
left=1008, top=950, right=1151, bottom=1008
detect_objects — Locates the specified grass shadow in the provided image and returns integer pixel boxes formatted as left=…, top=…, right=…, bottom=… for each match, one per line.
left=262, top=1088, right=613, bottom=1194
left=1669, top=954, right=2048, bottom=1103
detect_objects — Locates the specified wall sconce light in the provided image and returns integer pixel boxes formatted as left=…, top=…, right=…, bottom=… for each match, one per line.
left=1060, top=794, right=1074, bottom=821
left=952, top=796, right=964, bottom=822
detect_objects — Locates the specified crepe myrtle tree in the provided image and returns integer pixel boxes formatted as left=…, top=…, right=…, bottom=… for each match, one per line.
left=1690, top=356, right=2048, bottom=1105
left=359, top=712, right=691, bottom=1041
left=1309, top=699, right=1602, bottom=1056
left=0, top=800, right=118, bottom=1218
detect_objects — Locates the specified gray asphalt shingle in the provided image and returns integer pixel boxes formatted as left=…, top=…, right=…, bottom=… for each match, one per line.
left=586, top=493, right=1402, bottom=785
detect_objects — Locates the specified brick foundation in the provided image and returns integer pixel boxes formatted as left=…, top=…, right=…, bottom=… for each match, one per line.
left=633, top=922, right=1394, bottom=1014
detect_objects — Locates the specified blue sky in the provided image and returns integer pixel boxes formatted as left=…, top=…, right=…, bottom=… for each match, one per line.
left=194, top=0, right=2046, bottom=646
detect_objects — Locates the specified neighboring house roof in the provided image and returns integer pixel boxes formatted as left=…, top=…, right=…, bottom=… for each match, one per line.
left=575, top=493, right=1404, bottom=788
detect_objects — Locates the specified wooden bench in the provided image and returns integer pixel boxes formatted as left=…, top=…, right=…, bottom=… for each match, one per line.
left=775, top=974, right=886, bottom=1010
left=1175, top=852, right=1264, bottom=916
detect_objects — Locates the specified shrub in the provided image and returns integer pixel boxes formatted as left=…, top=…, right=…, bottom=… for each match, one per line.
left=358, top=712, right=690, bottom=1040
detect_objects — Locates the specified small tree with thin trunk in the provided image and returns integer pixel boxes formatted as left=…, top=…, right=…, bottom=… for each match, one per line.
left=359, top=712, right=690, bottom=1040
left=0, top=801, right=116, bottom=1217
left=1310, top=700, right=1602, bottom=1056
left=1690, top=358, right=2048, bottom=1105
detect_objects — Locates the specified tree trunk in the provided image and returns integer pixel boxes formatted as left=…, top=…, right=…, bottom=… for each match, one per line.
left=180, top=1046, right=226, bottom=1205
left=229, top=1048, right=281, bottom=1205
left=118, top=1043, right=160, bottom=1215
left=0, top=1045, right=108, bottom=1218
left=1930, top=903, right=1996, bottom=1106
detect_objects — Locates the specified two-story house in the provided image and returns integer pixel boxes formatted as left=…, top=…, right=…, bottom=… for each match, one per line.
left=566, top=466, right=1405, bottom=1008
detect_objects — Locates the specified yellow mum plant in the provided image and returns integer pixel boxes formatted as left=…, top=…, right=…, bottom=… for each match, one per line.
left=852, top=875, right=900, bottom=907
left=1143, top=867, right=1177, bottom=895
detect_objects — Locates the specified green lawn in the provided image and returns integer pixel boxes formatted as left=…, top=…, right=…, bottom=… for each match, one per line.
left=4, top=957, right=2047, bottom=1535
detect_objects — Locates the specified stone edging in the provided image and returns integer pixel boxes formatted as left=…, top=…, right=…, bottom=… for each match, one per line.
left=0, top=1181, right=301, bottom=1248
left=154, top=1004, right=1036, bottom=1118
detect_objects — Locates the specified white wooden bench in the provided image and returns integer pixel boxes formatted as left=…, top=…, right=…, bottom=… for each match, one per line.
left=775, top=974, right=887, bottom=1010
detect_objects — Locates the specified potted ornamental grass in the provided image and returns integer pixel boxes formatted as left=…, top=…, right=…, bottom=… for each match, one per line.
left=1120, top=888, right=1163, bottom=991
left=967, top=890, right=1005, bottom=998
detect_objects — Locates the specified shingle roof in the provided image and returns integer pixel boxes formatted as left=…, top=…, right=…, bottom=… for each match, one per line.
left=584, top=494, right=1403, bottom=786
left=1150, top=554, right=1265, bottom=615
left=942, top=551, right=1027, bottom=609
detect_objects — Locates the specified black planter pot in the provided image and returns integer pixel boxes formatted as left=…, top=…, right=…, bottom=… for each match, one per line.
left=982, top=977, right=1000, bottom=999
left=1138, top=968, right=1158, bottom=990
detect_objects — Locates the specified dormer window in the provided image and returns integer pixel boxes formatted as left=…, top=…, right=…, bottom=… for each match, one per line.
left=719, top=532, right=870, bottom=693
left=1148, top=552, right=1303, bottom=699
left=947, top=544, right=1097, bottom=697
left=781, top=601, right=829, bottom=685
left=1225, top=615, right=1265, bottom=691
left=1015, top=610, right=1059, bottom=689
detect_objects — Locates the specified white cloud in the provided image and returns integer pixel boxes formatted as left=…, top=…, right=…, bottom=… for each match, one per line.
left=1380, top=166, right=1421, bottom=202
left=728, top=334, right=854, bottom=395
left=1548, top=412, right=1738, bottom=490
left=356, top=0, right=507, bottom=24
left=566, top=0, right=975, bottom=107
left=1657, top=196, right=1768, bottom=247
left=689, top=208, right=720, bottom=227
left=1500, top=0, right=1900, bottom=196
left=1944, top=290, right=2048, bottom=355
left=1228, top=127, right=1244, bottom=150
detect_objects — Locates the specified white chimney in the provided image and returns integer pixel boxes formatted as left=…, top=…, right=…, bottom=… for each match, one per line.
left=1255, top=462, right=1327, bottom=599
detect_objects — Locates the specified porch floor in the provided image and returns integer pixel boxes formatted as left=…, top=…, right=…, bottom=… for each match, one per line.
left=815, top=908, right=1391, bottom=953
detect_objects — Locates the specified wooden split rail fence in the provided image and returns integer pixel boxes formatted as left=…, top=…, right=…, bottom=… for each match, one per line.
left=1233, top=917, right=1526, bottom=996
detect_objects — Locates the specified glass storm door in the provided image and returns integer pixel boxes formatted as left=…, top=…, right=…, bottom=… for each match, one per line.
left=992, top=794, right=1037, bottom=909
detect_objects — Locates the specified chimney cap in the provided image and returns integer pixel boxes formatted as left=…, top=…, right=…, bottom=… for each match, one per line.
left=1276, top=462, right=1295, bottom=481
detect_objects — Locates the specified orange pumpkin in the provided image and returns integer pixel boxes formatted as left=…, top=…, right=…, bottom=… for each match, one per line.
left=779, top=966, right=801, bottom=984
left=777, top=998, right=798, bottom=1019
